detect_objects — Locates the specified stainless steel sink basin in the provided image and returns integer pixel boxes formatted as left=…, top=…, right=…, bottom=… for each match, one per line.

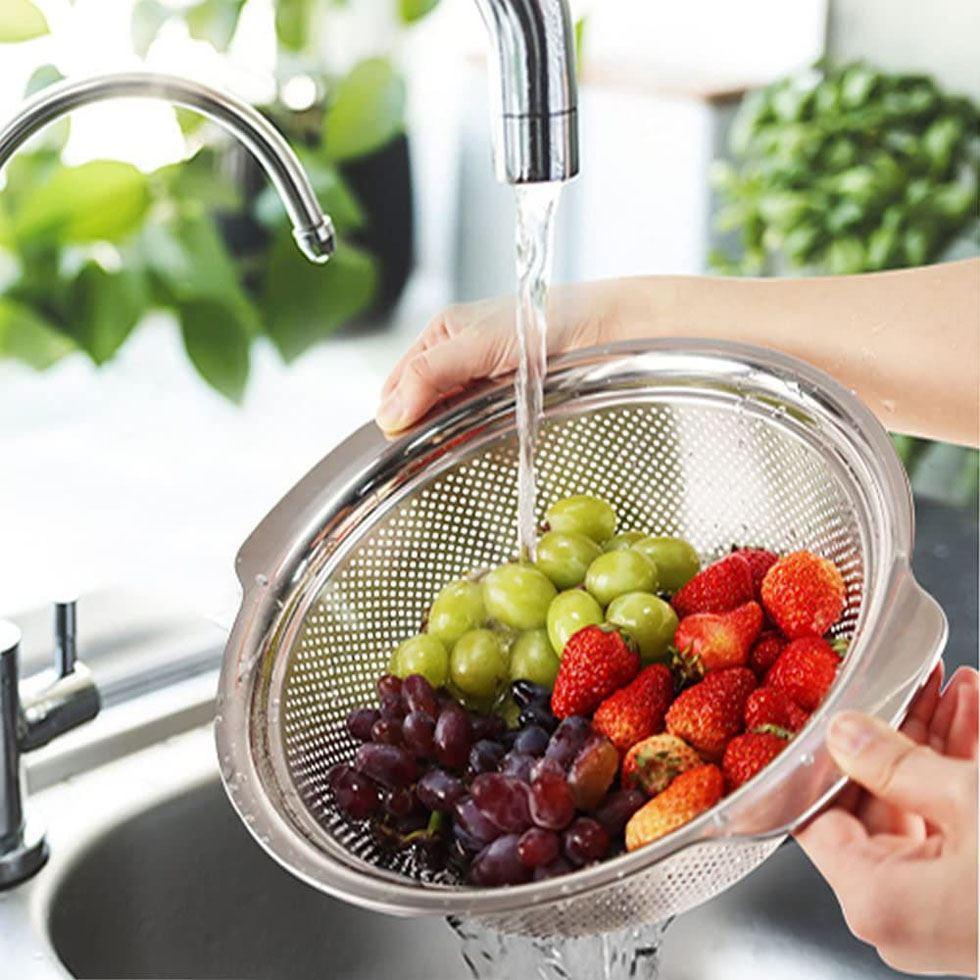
left=2, top=498, right=972, bottom=979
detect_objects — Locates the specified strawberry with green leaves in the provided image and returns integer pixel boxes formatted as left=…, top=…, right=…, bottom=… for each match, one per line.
left=761, top=550, right=845, bottom=639
left=621, top=733, right=702, bottom=796
left=744, top=685, right=810, bottom=732
left=722, top=729, right=792, bottom=790
left=674, top=601, right=763, bottom=675
left=671, top=553, right=754, bottom=618
left=766, top=636, right=839, bottom=711
left=550, top=625, right=639, bottom=719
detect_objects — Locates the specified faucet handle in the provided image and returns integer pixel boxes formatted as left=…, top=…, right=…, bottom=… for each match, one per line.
left=53, top=597, right=77, bottom=677
left=0, top=620, right=20, bottom=660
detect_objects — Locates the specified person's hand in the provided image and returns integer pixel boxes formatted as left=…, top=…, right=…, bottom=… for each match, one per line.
left=796, top=665, right=978, bottom=977
left=375, top=281, right=627, bottom=433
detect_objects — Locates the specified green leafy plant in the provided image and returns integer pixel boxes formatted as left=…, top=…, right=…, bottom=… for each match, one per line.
left=711, top=62, right=979, bottom=275
left=711, top=62, right=979, bottom=504
left=0, top=0, right=442, bottom=399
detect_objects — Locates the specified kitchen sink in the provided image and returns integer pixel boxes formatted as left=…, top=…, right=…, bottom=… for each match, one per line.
left=2, top=498, right=973, bottom=979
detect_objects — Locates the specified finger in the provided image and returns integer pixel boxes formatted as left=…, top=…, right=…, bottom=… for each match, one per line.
left=899, top=663, right=944, bottom=745
left=945, top=671, right=979, bottom=761
left=380, top=314, right=454, bottom=399
left=827, top=711, right=965, bottom=828
left=376, top=323, right=515, bottom=433
left=930, top=667, right=978, bottom=755
left=795, top=808, right=872, bottom=892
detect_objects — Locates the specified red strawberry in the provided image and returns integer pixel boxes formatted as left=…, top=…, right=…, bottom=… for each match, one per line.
left=743, top=686, right=809, bottom=732
left=672, top=553, right=754, bottom=618
left=665, top=667, right=756, bottom=760
left=761, top=550, right=845, bottom=639
left=674, top=601, right=763, bottom=675
left=551, top=625, right=640, bottom=719
left=592, top=664, right=674, bottom=753
left=748, top=630, right=786, bottom=679
left=766, top=636, right=838, bottom=711
left=722, top=730, right=791, bottom=791
left=625, top=764, right=724, bottom=850
left=736, top=547, right=778, bottom=593
left=622, top=733, right=702, bottom=796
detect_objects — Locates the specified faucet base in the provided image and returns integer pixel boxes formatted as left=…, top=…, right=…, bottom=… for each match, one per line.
left=0, top=819, right=48, bottom=889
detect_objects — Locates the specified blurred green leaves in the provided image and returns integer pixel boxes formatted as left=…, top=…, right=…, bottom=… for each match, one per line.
left=0, top=0, right=49, bottom=43
left=0, top=299, right=74, bottom=368
left=712, top=62, right=980, bottom=276
left=323, top=58, right=406, bottom=162
left=399, top=0, right=441, bottom=24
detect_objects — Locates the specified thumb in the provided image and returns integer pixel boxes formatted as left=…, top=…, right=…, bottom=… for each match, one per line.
left=827, top=711, right=964, bottom=828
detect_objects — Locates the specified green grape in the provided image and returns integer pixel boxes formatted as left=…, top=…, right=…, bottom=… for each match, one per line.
left=545, top=495, right=617, bottom=543
left=607, top=592, right=678, bottom=664
left=535, top=530, right=602, bottom=590
left=483, top=564, right=557, bottom=631
left=547, top=589, right=604, bottom=656
left=585, top=550, right=659, bottom=607
left=392, top=634, right=449, bottom=687
left=499, top=695, right=521, bottom=729
left=450, top=629, right=510, bottom=700
left=632, top=537, right=701, bottom=592
left=510, top=629, right=561, bottom=688
left=603, top=530, right=645, bottom=552
left=426, top=580, right=486, bottom=646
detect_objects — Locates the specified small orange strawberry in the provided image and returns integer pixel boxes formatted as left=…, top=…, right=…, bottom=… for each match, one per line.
left=625, top=764, right=724, bottom=850
left=671, top=553, right=754, bottom=618
left=748, top=630, right=786, bottom=680
left=592, top=664, right=674, bottom=753
left=622, top=733, right=702, bottom=796
left=743, top=685, right=809, bottom=732
left=722, top=729, right=791, bottom=791
left=665, top=667, right=756, bottom=760
left=736, top=547, right=778, bottom=594
left=765, top=636, right=838, bottom=711
left=761, top=550, right=845, bottom=639
left=674, top=601, right=763, bottom=675
left=551, top=625, right=640, bottom=719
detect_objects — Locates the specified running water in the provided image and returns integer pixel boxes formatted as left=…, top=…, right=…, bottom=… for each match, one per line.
left=449, top=916, right=673, bottom=980
left=513, top=182, right=563, bottom=560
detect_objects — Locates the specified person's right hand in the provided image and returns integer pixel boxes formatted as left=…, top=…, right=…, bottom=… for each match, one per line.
left=375, top=281, right=627, bottom=434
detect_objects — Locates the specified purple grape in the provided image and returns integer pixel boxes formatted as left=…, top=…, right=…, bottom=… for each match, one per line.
left=377, top=673, right=402, bottom=702
left=530, top=756, right=565, bottom=782
left=511, top=680, right=550, bottom=709
left=346, top=707, right=380, bottom=742
left=517, top=827, right=560, bottom=868
left=383, top=786, right=420, bottom=819
left=470, top=834, right=531, bottom=886
left=528, top=771, right=575, bottom=830
left=330, top=765, right=380, bottom=820
left=471, top=773, right=532, bottom=832
left=513, top=725, right=549, bottom=757
left=544, top=716, right=591, bottom=770
left=434, top=703, right=472, bottom=770
left=379, top=698, right=405, bottom=723
left=563, top=817, right=610, bottom=866
left=416, top=769, right=465, bottom=812
left=469, top=739, right=506, bottom=775
left=402, top=674, right=438, bottom=718
left=518, top=702, right=558, bottom=733
left=471, top=713, right=507, bottom=742
left=354, top=743, right=418, bottom=790
left=498, top=751, right=535, bottom=783
left=454, top=796, right=503, bottom=847
left=594, top=789, right=646, bottom=837
left=533, top=856, right=574, bottom=881
left=371, top=718, right=403, bottom=745
left=402, top=712, right=436, bottom=757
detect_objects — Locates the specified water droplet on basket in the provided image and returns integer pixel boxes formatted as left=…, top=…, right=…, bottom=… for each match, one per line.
left=800, top=751, right=815, bottom=766
left=255, top=573, right=269, bottom=587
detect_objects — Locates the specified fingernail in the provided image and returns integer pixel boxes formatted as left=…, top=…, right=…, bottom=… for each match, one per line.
left=828, top=712, right=875, bottom=758
left=376, top=391, right=406, bottom=432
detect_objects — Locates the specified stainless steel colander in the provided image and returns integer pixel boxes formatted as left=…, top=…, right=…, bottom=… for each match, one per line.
left=215, top=339, right=946, bottom=938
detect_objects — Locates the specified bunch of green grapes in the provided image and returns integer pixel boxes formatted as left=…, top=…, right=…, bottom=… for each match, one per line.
left=389, top=495, right=701, bottom=714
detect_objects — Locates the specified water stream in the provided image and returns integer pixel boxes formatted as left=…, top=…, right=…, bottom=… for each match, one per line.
left=513, top=182, right=563, bottom=560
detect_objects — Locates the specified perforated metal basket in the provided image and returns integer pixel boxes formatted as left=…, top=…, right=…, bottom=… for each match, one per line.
left=215, top=339, right=946, bottom=938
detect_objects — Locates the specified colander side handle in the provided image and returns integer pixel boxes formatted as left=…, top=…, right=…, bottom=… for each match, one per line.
left=720, top=563, right=948, bottom=841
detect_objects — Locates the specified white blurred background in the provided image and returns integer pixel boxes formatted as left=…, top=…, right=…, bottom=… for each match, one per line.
left=0, top=0, right=976, bottom=619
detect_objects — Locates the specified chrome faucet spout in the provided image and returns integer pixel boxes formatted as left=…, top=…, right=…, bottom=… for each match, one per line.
left=0, top=72, right=335, bottom=263
left=475, top=0, right=579, bottom=183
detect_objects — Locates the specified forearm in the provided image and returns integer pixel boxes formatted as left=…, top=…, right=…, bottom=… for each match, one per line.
left=608, top=259, right=980, bottom=446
